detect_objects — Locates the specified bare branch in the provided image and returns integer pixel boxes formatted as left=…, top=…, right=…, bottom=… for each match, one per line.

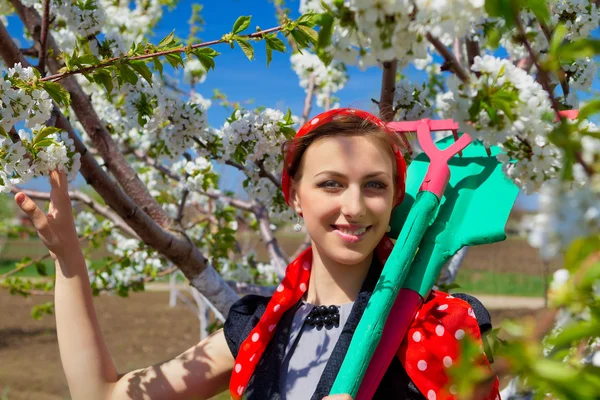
left=465, top=37, right=480, bottom=71
left=256, top=204, right=288, bottom=278
left=427, top=33, right=471, bottom=83
left=273, top=0, right=298, bottom=52
left=37, top=0, right=50, bottom=75
left=20, top=46, right=38, bottom=57
left=379, top=59, right=398, bottom=122
left=131, top=149, right=255, bottom=212
left=175, top=153, right=192, bottom=224
left=299, top=73, right=315, bottom=126
left=452, top=37, right=464, bottom=68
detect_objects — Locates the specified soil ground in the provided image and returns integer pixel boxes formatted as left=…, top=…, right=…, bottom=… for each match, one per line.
left=0, top=290, right=541, bottom=400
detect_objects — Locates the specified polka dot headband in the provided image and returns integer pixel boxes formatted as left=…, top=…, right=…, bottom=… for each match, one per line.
left=281, top=108, right=408, bottom=208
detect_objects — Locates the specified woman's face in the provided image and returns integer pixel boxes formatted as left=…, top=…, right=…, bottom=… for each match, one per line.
left=290, top=135, right=396, bottom=266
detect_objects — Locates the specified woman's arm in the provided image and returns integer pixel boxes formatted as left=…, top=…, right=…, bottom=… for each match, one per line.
left=15, top=170, right=234, bottom=399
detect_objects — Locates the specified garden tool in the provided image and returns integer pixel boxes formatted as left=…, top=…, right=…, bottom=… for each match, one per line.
left=329, top=119, right=519, bottom=398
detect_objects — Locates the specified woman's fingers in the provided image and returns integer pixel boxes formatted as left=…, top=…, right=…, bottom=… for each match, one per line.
left=321, top=395, right=353, bottom=400
left=14, top=192, right=51, bottom=238
left=49, top=169, right=72, bottom=215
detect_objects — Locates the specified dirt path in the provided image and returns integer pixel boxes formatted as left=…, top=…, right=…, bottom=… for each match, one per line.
left=0, top=289, right=541, bottom=400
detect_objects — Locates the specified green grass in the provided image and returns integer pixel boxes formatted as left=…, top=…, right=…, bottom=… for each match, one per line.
left=0, top=258, right=546, bottom=297
left=454, top=269, right=545, bottom=297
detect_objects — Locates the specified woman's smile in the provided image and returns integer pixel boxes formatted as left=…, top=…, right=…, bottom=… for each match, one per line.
left=330, top=224, right=373, bottom=243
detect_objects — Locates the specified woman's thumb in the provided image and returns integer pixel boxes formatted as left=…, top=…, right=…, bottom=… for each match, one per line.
left=14, top=192, right=49, bottom=235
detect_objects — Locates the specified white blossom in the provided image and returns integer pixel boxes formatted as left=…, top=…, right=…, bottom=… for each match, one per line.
left=290, top=52, right=348, bottom=109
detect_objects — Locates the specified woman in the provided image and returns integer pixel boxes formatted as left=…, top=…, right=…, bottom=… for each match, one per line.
left=14, top=108, right=498, bottom=400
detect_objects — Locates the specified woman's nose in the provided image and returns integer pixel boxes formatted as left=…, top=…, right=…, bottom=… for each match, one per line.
left=340, top=185, right=365, bottom=219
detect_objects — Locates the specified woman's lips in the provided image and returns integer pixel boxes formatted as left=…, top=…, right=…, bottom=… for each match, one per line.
left=331, top=225, right=372, bottom=243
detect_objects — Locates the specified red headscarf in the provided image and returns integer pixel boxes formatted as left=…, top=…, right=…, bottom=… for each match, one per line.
left=229, top=108, right=499, bottom=400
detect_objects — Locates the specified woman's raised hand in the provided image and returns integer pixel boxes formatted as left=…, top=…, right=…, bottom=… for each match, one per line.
left=322, top=395, right=353, bottom=400
left=14, top=170, right=80, bottom=260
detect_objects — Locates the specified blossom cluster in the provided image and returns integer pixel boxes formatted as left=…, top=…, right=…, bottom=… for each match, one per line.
left=218, top=108, right=296, bottom=221
left=393, top=79, right=433, bottom=121
left=0, top=128, right=80, bottom=193
left=0, top=64, right=52, bottom=131
left=171, top=156, right=217, bottom=193
left=19, top=0, right=105, bottom=51
left=301, top=0, right=486, bottom=68
left=552, top=0, right=600, bottom=41
left=290, top=52, right=348, bottom=109
left=437, top=55, right=557, bottom=193
left=81, top=74, right=210, bottom=159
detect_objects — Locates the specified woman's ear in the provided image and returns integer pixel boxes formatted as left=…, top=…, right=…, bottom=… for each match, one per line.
left=289, top=181, right=302, bottom=215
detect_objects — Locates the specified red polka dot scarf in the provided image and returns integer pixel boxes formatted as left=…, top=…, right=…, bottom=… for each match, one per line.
left=229, top=108, right=500, bottom=399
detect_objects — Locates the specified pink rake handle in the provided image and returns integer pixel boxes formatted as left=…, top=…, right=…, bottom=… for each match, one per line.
left=356, top=120, right=472, bottom=400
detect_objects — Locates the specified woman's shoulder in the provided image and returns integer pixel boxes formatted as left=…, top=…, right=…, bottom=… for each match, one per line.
left=223, top=294, right=272, bottom=358
left=425, top=290, right=492, bottom=333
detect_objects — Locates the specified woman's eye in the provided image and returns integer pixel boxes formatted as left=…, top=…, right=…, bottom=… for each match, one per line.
left=317, top=180, right=342, bottom=188
left=366, top=181, right=387, bottom=189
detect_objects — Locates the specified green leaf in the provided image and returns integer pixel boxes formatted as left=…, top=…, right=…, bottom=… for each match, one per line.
left=235, top=38, right=254, bottom=61
left=153, top=57, right=164, bottom=75
left=193, top=47, right=219, bottom=70
left=558, top=38, right=600, bottom=63
left=118, top=63, right=138, bottom=85
left=297, top=12, right=319, bottom=27
left=266, top=45, right=272, bottom=66
left=549, top=23, right=567, bottom=57
left=165, top=53, right=184, bottom=69
left=130, top=61, right=153, bottom=86
left=232, top=15, right=251, bottom=34
left=93, top=69, right=114, bottom=94
left=158, top=30, right=176, bottom=48
left=317, top=13, right=334, bottom=49
left=75, top=54, right=99, bottom=66
left=526, top=0, right=550, bottom=24
left=41, top=81, right=71, bottom=106
left=298, top=25, right=318, bottom=44
left=578, top=99, right=600, bottom=122
left=34, top=261, right=47, bottom=276
left=484, top=0, right=516, bottom=27
left=34, top=138, right=56, bottom=149
left=34, top=126, right=61, bottom=145
left=265, top=35, right=286, bottom=53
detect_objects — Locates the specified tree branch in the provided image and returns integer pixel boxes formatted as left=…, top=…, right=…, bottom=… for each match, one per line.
left=427, top=33, right=471, bottom=83
left=299, top=73, right=315, bottom=126
left=453, top=37, right=464, bottom=68
left=131, top=149, right=255, bottom=212
left=379, top=59, right=398, bottom=122
left=39, top=25, right=284, bottom=84
left=255, top=204, right=288, bottom=278
left=37, top=0, right=50, bottom=75
left=465, top=37, right=480, bottom=72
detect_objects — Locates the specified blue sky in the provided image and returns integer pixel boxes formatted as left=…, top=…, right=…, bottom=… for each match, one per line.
left=7, top=0, right=597, bottom=210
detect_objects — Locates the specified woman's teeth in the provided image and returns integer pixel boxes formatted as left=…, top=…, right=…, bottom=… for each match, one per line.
left=335, top=226, right=368, bottom=235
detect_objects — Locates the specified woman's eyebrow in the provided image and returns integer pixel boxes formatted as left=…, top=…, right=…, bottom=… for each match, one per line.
left=313, top=171, right=391, bottom=179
